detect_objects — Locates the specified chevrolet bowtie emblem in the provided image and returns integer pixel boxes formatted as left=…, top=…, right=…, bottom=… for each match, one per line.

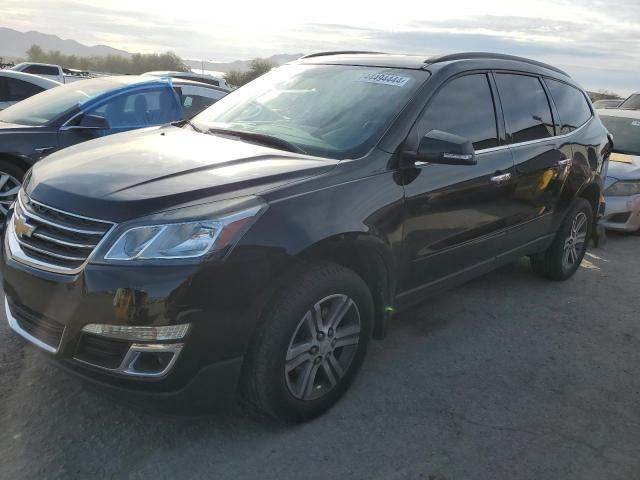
left=14, top=215, right=36, bottom=238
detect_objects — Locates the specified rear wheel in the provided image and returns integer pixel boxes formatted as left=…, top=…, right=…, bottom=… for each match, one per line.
left=0, top=159, right=26, bottom=219
left=531, top=198, right=593, bottom=280
left=242, top=262, right=373, bottom=423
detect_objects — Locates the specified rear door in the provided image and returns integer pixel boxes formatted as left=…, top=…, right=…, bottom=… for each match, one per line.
left=399, top=73, right=515, bottom=298
left=493, top=72, right=569, bottom=248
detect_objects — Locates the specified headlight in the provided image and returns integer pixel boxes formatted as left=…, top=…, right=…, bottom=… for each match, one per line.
left=103, top=199, right=265, bottom=262
left=604, top=181, right=640, bottom=197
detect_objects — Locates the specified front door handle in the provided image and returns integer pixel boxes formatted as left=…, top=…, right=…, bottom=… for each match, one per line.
left=490, top=173, right=512, bottom=184
left=34, top=146, right=56, bottom=157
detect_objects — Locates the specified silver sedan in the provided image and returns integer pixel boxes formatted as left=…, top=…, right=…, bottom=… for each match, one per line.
left=598, top=108, right=640, bottom=233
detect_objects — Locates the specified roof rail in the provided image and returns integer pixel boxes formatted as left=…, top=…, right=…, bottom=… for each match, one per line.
left=300, top=51, right=384, bottom=59
left=424, top=52, right=570, bottom=77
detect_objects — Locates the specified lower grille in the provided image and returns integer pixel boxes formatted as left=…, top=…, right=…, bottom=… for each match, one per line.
left=607, top=212, right=631, bottom=223
left=9, top=300, right=64, bottom=350
left=11, top=191, right=114, bottom=273
left=75, top=334, right=130, bottom=369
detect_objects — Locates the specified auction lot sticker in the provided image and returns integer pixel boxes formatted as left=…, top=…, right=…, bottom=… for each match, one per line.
left=359, top=72, right=410, bottom=87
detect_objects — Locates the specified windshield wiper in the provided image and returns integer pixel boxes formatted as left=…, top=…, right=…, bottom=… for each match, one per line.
left=173, top=118, right=203, bottom=133
left=207, top=128, right=307, bottom=154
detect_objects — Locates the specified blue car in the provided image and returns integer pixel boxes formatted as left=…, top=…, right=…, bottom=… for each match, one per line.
left=0, top=76, right=230, bottom=217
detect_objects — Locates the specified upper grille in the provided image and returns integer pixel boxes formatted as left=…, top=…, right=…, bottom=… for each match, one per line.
left=12, top=192, right=114, bottom=273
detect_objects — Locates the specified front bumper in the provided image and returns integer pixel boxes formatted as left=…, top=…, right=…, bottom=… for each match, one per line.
left=601, top=194, right=640, bottom=232
left=1, top=236, right=272, bottom=406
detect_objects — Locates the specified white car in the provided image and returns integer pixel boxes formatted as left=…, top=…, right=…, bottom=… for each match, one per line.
left=144, top=70, right=230, bottom=90
left=10, top=62, right=85, bottom=84
left=597, top=108, right=640, bottom=233
left=0, top=70, right=60, bottom=110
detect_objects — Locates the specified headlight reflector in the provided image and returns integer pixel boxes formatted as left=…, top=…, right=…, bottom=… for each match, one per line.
left=104, top=205, right=262, bottom=261
left=604, top=181, right=640, bottom=197
left=82, top=323, right=190, bottom=341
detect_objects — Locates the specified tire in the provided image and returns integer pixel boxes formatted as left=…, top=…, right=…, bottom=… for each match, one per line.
left=530, top=198, right=593, bottom=281
left=242, top=261, right=373, bottom=423
left=0, top=159, right=26, bottom=219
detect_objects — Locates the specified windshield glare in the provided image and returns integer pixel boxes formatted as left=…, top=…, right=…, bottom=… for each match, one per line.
left=620, top=94, right=640, bottom=110
left=600, top=115, right=640, bottom=155
left=0, top=78, right=122, bottom=126
left=193, top=64, right=427, bottom=159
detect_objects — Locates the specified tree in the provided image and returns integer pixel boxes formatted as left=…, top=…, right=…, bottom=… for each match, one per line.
left=223, top=58, right=277, bottom=87
left=21, top=45, right=191, bottom=75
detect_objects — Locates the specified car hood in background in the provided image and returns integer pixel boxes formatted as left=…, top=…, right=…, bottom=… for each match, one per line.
left=27, top=126, right=338, bottom=222
left=606, top=153, right=640, bottom=184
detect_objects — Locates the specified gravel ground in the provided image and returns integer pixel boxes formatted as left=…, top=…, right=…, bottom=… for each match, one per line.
left=2, top=233, right=640, bottom=480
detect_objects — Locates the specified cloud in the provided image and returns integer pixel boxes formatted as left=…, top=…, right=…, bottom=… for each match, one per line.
left=2, top=0, right=639, bottom=93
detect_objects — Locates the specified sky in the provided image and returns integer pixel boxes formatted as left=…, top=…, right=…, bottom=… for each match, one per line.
left=3, top=0, right=640, bottom=95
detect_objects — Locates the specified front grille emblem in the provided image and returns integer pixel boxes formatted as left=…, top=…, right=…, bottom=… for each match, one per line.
left=14, top=215, right=36, bottom=238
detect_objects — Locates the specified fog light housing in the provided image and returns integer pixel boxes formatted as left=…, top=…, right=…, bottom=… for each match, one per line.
left=82, top=323, right=190, bottom=341
left=123, top=344, right=183, bottom=376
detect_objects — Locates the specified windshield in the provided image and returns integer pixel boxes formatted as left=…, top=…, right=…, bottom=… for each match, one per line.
left=0, top=78, right=124, bottom=126
left=193, top=64, right=428, bottom=159
left=620, top=94, right=640, bottom=110
left=600, top=115, right=640, bottom=155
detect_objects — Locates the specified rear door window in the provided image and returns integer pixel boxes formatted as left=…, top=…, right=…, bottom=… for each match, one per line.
left=545, top=79, right=593, bottom=134
left=418, top=73, right=498, bottom=150
left=495, top=74, right=555, bottom=143
left=175, top=85, right=227, bottom=119
left=23, top=65, right=60, bottom=76
left=6, top=78, right=44, bottom=101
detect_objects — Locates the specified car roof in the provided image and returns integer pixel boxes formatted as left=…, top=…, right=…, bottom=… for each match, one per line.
left=294, top=51, right=572, bottom=80
left=597, top=108, right=640, bottom=119
left=171, top=78, right=231, bottom=92
left=0, top=69, right=61, bottom=87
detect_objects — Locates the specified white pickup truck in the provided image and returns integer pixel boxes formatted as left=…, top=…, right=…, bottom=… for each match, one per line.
left=10, top=62, right=89, bottom=84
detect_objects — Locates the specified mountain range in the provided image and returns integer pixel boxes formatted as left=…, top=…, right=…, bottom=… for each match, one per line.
left=0, top=27, right=130, bottom=59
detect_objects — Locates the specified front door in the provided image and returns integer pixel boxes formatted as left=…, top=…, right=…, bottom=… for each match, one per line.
left=399, top=73, right=516, bottom=299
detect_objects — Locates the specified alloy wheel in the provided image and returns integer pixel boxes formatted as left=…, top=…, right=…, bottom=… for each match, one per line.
left=0, top=172, right=21, bottom=218
left=562, top=211, right=588, bottom=270
left=285, top=294, right=361, bottom=401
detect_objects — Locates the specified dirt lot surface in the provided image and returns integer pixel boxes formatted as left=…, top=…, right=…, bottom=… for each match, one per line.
left=2, top=234, right=640, bottom=480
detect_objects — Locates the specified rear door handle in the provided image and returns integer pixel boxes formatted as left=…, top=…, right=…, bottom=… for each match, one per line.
left=490, top=173, right=512, bottom=184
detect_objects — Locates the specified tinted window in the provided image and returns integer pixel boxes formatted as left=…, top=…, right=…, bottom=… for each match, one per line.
left=6, top=78, right=44, bottom=101
left=418, top=74, right=498, bottom=150
left=599, top=115, right=640, bottom=155
left=85, top=87, right=181, bottom=128
left=619, top=93, right=640, bottom=110
left=545, top=79, right=592, bottom=134
left=23, top=65, right=59, bottom=76
left=176, top=85, right=227, bottom=119
left=495, top=74, right=554, bottom=143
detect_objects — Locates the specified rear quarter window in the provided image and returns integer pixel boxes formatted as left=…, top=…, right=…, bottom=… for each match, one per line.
left=545, top=79, right=592, bottom=134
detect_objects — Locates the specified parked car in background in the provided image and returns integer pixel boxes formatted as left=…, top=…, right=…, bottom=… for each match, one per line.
left=597, top=108, right=640, bottom=233
left=10, top=62, right=86, bottom=84
left=0, top=70, right=60, bottom=110
left=619, top=92, right=640, bottom=110
left=145, top=70, right=231, bottom=89
left=0, top=76, right=229, bottom=217
left=593, top=99, right=622, bottom=109
left=2, top=52, right=609, bottom=422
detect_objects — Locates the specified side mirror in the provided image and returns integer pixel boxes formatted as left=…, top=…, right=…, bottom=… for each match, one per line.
left=414, top=130, right=476, bottom=166
left=78, top=114, right=110, bottom=129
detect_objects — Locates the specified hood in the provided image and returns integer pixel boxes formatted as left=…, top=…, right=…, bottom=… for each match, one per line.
left=27, top=125, right=337, bottom=222
left=606, top=152, right=640, bottom=183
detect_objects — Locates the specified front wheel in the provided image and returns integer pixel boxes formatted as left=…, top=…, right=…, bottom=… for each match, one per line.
left=0, top=159, right=25, bottom=219
left=242, top=262, right=373, bottom=423
left=530, top=198, right=593, bottom=281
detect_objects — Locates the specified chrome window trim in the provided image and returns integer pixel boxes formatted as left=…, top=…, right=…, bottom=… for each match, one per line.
left=73, top=342, right=184, bottom=378
left=5, top=192, right=117, bottom=275
left=4, top=298, right=60, bottom=354
left=475, top=115, right=592, bottom=155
